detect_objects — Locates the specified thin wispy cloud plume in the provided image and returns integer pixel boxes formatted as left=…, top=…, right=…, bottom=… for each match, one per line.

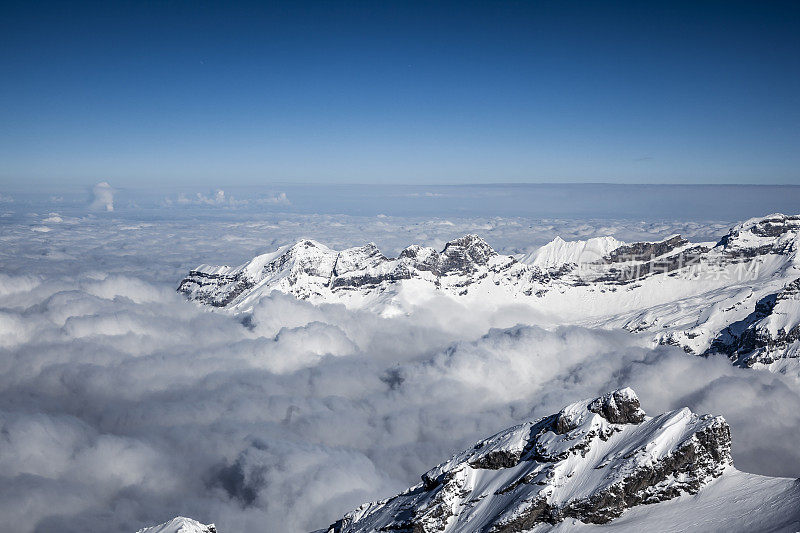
left=90, top=181, right=114, bottom=212
left=2, top=1, right=800, bottom=532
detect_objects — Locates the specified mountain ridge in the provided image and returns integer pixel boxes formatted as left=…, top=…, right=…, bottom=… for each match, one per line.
left=179, top=213, right=800, bottom=375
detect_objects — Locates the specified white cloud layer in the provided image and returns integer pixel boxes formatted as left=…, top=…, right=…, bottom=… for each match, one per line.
left=0, top=211, right=798, bottom=532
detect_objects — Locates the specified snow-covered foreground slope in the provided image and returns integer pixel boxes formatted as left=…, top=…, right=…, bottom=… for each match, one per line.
left=136, top=517, right=216, bottom=533
left=325, top=389, right=798, bottom=533
left=179, top=213, right=800, bottom=375
left=540, top=470, right=800, bottom=533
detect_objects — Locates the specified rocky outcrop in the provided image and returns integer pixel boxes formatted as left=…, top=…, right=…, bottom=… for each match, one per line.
left=606, top=235, right=688, bottom=263
left=325, top=388, right=733, bottom=533
left=587, top=387, right=646, bottom=424
left=707, top=277, right=800, bottom=367
left=716, top=213, right=800, bottom=258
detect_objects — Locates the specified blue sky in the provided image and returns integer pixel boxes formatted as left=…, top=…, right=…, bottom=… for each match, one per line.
left=2, top=1, right=799, bottom=186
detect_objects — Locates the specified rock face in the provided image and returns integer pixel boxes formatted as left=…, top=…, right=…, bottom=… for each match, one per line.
left=325, top=388, right=733, bottom=533
left=178, top=213, right=800, bottom=375
left=707, top=277, right=800, bottom=367
left=716, top=214, right=800, bottom=258
left=606, top=234, right=689, bottom=263
left=135, top=517, right=216, bottom=533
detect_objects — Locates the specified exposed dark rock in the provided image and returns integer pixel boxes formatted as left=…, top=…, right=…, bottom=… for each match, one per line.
left=178, top=271, right=254, bottom=307
left=706, top=278, right=800, bottom=367
left=716, top=214, right=800, bottom=258
left=606, top=235, right=688, bottom=262
left=588, top=388, right=646, bottom=425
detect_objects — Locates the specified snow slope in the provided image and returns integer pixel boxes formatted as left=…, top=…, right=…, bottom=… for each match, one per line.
left=325, top=388, right=798, bottom=533
left=537, top=471, right=800, bottom=533
left=518, top=235, right=624, bottom=269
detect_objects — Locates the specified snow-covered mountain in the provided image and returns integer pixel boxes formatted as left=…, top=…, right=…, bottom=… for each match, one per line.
left=324, top=388, right=799, bottom=533
left=136, top=517, right=216, bottom=533
left=518, top=235, right=624, bottom=269
left=179, top=213, right=800, bottom=374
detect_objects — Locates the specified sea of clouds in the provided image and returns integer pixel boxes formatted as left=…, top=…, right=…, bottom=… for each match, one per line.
left=1, top=187, right=799, bottom=532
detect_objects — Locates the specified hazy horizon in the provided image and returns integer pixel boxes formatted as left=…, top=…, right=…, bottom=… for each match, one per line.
left=2, top=182, right=799, bottom=223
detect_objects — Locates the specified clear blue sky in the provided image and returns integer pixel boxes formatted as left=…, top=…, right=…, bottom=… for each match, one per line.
left=2, top=1, right=799, bottom=186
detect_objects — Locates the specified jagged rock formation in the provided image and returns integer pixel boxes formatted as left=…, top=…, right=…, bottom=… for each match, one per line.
left=136, top=517, right=216, bottom=533
left=179, top=213, right=800, bottom=375
left=606, top=235, right=688, bottom=263
left=178, top=234, right=522, bottom=309
left=716, top=214, right=800, bottom=258
left=325, top=388, right=734, bottom=533
left=706, top=277, right=800, bottom=367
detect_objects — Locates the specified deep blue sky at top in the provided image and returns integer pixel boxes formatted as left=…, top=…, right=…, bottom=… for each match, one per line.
left=1, top=1, right=799, bottom=186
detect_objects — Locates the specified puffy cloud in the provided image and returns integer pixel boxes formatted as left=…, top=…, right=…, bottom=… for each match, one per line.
left=90, top=182, right=114, bottom=212
left=258, top=192, right=290, bottom=206
left=177, top=190, right=230, bottom=206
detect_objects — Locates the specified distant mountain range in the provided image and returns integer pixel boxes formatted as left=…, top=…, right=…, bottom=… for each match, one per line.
left=179, top=213, right=800, bottom=375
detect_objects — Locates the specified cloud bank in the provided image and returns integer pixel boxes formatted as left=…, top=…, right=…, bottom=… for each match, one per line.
left=1, top=211, right=798, bottom=532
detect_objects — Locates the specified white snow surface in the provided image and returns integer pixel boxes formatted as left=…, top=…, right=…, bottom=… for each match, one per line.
left=519, top=235, right=625, bottom=268
left=136, top=516, right=215, bottom=533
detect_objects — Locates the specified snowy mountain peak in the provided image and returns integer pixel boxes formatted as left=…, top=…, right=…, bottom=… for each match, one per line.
left=707, top=276, right=800, bottom=367
left=135, top=517, right=216, bottom=533
left=521, top=235, right=625, bottom=269
left=326, top=388, right=734, bottom=532
left=441, top=233, right=495, bottom=256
